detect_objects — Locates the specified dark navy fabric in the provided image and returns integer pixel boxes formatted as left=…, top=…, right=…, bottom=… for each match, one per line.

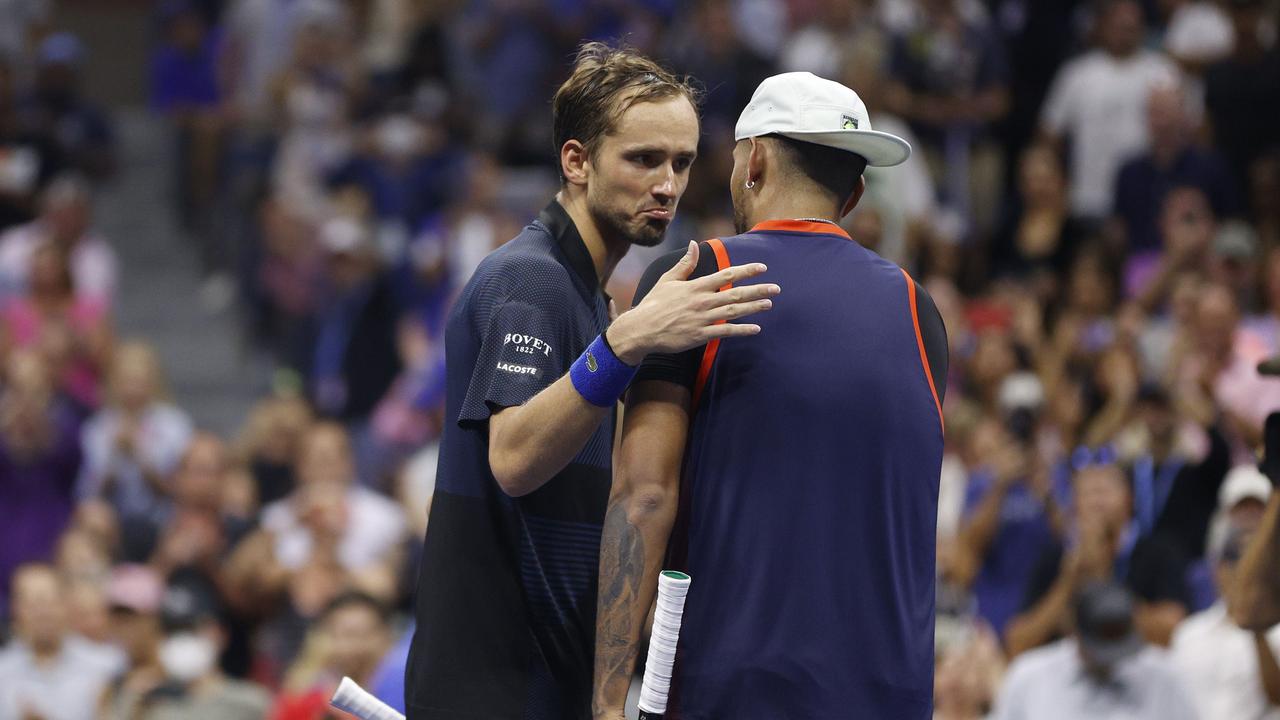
left=633, top=225, right=947, bottom=720
left=406, top=202, right=611, bottom=720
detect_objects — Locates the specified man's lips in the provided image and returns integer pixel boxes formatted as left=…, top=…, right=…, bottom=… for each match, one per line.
left=641, top=208, right=672, bottom=221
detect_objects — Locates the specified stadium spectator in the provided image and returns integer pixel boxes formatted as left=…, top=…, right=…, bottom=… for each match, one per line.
left=1005, top=459, right=1191, bottom=655
left=0, top=59, right=64, bottom=233
left=1113, top=83, right=1239, bottom=255
left=1170, top=465, right=1280, bottom=719
left=1, top=244, right=111, bottom=412
left=267, top=5, right=357, bottom=219
left=19, top=33, right=115, bottom=181
left=885, top=0, right=1009, bottom=233
left=136, top=581, right=270, bottom=720
left=307, top=215, right=401, bottom=422
left=990, top=143, right=1083, bottom=286
left=0, top=350, right=82, bottom=621
left=933, top=620, right=1005, bottom=720
left=1040, top=0, right=1180, bottom=223
left=992, top=582, right=1197, bottom=720
left=271, top=591, right=391, bottom=720
left=224, top=421, right=406, bottom=644
left=0, top=174, right=117, bottom=304
left=955, top=415, right=1061, bottom=638
left=0, top=564, right=125, bottom=720
left=236, top=392, right=313, bottom=505
left=78, top=341, right=193, bottom=554
left=1120, top=384, right=1230, bottom=559
left=99, top=564, right=167, bottom=720
left=1203, top=0, right=1280, bottom=198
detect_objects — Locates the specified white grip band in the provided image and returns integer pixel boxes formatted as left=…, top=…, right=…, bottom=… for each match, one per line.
left=637, top=571, right=692, bottom=715
left=330, top=677, right=406, bottom=720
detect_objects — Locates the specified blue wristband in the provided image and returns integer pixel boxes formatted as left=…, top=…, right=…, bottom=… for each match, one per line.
left=570, top=333, right=637, bottom=407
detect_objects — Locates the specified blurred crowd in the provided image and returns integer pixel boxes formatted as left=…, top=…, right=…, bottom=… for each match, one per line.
left=2, top=0, right=1280, bottom=718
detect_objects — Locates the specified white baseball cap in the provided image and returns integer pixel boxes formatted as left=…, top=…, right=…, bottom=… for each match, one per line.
left=735, top=72, right=912, bottom=168
left=1220, top=465, right=1272, bottom=511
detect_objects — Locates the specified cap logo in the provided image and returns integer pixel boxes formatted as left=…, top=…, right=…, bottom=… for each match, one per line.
left=841, top=114, right=859, bottom=130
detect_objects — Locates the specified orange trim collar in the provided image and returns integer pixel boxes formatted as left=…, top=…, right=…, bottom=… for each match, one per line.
left=749, top=219, right=851, bottom=239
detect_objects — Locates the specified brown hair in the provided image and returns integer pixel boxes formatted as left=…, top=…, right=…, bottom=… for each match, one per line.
left=551, top=42, right=700, bottom=181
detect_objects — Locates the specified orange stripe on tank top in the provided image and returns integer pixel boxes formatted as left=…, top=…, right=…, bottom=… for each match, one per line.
left=691, top=239, right=731, bottom=410
left=902, top=268, right=944, bottom=432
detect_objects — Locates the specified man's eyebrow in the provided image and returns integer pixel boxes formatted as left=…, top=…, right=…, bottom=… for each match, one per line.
left=620, top=146, right=699, bottom=161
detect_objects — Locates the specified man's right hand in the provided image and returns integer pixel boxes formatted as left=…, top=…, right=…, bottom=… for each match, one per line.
left=606, top=241, right=779, bottom=365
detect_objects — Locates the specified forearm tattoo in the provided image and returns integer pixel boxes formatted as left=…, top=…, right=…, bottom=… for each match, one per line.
left=594, top=497, right=646, bottom=711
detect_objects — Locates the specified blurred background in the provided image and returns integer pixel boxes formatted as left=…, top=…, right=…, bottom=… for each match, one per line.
left=1, top=0, right=1279, bottom=718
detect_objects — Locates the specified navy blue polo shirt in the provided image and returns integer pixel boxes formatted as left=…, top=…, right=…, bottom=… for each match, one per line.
left=631, top=220, right=948, bottom=720
left=406, top=201, right=612, bottom=720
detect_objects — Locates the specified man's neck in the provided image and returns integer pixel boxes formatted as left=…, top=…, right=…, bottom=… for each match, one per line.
left=29, top=637, right=64, bottom=665
left=748, top=195, right=841, bottom=230
left=556, top=189, right=627, bottom=288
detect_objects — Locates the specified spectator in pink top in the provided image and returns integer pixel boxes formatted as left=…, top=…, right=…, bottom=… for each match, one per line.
left=0, top=240, right=112, bottom=410
left=1177, top=283, right=1280, bottom=463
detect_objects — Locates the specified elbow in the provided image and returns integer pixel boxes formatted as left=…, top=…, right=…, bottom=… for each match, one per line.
left=625, top=483, right=678, bottom=523
left=1004, top=617, right=1042, bottom=660
left=490, top=446, right=539, bottom=498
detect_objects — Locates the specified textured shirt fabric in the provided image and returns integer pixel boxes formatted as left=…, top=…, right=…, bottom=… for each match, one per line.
left=630, top=221, right=947, bottom=719
left=1170, top=603, right=1280, bottom=720
left=992, top=639, right=1198, bottom=720
left=406, top=201, right=611, bottom=720
left=1041, top=49, right=1180, bottom=218
left=0, top=637, right=126, bottom=720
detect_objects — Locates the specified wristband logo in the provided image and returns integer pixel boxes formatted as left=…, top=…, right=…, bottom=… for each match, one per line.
left=503, top=333, right=553, bottom=357
left=586, top=352, right=598, bottom=372
left=497, top=361, right=538, bottom=376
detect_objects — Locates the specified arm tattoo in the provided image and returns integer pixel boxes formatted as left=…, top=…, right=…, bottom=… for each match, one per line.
left=594, top=497, right=646, bottom=711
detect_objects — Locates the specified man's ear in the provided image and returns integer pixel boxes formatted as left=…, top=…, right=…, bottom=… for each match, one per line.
left=561, top=139, right=589, bottom=186
left=747, top=137, right=766, bottom=187
left=840, top=175, right=867, bottom=218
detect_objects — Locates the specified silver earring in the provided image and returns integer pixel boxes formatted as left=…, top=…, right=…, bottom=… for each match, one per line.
left=745, top=179, right=756, bottom=189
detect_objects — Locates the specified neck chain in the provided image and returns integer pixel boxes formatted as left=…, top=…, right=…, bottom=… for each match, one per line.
left=795, top=217, right=839, bottom=226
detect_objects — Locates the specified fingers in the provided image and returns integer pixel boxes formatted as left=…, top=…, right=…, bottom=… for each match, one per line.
left=711, top=298, right=773, bottom=321
left=704, top=282, right=780, bottom=308
left=658, top=241, right=699, bottom=282
left=697, top=261, right=768, bottom=289
left=703, top=322, right=763, bottom=339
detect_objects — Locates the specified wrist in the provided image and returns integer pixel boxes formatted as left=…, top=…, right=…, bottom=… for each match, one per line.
left=570, top=334, right=639, bottom=407
left=605, top=317, right=644, bottom=366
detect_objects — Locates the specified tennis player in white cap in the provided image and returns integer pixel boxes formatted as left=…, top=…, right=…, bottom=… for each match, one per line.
left=593, top=71, right=948, bottom=719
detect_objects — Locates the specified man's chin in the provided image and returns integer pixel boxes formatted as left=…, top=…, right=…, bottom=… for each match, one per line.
left=627, top=219, right=668, bottom=247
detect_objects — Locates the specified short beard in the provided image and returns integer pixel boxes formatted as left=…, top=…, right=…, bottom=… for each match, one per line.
left=590, top=202, right=666, bottom=248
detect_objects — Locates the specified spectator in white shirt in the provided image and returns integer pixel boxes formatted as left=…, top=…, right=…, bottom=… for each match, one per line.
left=0, top=174, right=117, bottom=304
left=225, top=421, right=407, bottom=614
left=78, top=342, right=194, bottom=540
left=0, top=564, right=125, bottom=720
left=1040, top=0, right=1181, bottom=222
left=1171, top=466, right=1280, bottom=720
left=992, top=581, right=1198, bottom=720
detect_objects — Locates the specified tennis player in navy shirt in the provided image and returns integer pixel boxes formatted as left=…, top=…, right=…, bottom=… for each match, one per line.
left=593, top=72, right=949, bottom=719
left=405, top=45, right=779, bottom=720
